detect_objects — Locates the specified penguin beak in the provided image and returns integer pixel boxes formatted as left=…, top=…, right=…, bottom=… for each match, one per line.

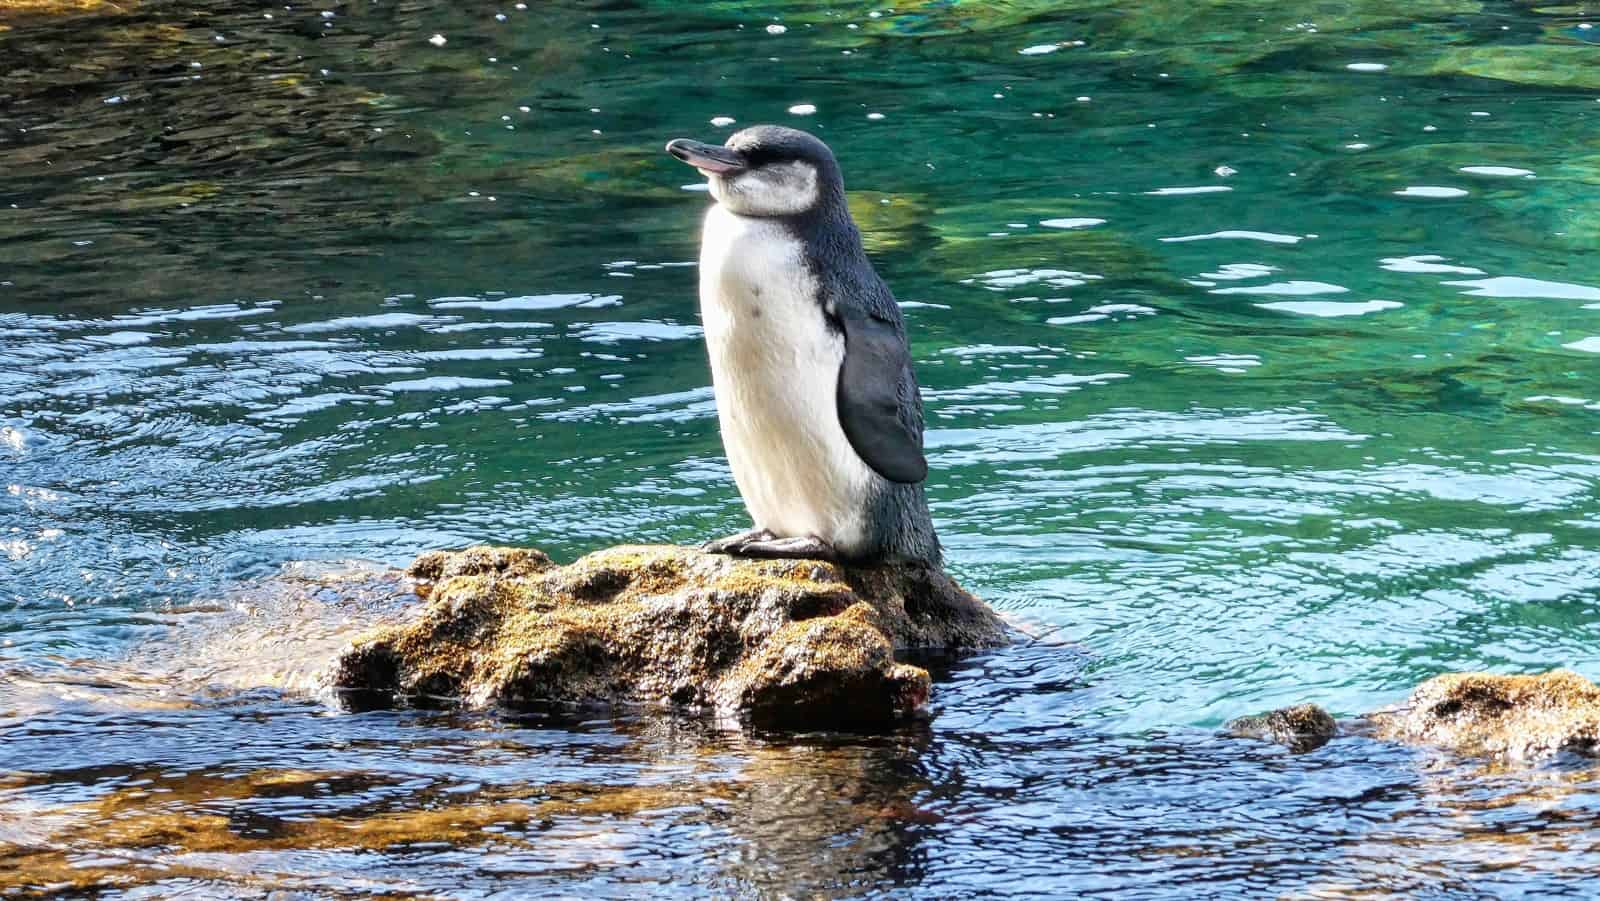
left=665, top=139, right=747, bottom=176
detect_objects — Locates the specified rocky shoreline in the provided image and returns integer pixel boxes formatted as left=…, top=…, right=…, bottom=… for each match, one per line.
left=331, top=544, right=1600, bottom=764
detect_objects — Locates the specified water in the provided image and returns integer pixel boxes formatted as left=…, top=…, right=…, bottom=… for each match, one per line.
left=3, top=0, right=1599, bottom=895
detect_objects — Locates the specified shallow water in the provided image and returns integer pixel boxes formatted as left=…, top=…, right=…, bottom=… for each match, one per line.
left=2, top=0, right=1599, bottom=896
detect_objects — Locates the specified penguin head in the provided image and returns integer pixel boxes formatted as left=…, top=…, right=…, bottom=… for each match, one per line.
left=666, top=125, right=843, bottom=218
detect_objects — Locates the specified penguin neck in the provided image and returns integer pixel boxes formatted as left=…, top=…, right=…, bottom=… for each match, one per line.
left=770, top=192, right=867, bottom=271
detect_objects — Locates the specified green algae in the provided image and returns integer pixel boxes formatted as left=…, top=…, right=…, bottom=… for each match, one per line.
left=1430, top=45, right=1600, bottom=90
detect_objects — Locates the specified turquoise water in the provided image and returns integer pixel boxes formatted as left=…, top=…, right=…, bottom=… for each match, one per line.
left=2, top=0, right=1599, bottom=895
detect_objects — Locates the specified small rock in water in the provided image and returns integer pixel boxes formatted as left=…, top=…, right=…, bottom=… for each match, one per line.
left=1226, top=703, right=1338, bottom=752
left=333, top=544, right=1010, bottom=728
left=1234, top=670, right=1600, bottom=763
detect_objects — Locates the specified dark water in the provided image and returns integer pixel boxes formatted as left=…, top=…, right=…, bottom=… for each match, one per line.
left=3, top=0, right=1600, bottom=896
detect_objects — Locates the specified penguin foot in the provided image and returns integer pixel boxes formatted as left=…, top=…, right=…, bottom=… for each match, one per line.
left=718, top=535, right=840, bottom=562
left=701, top=529, right=775, bottom=555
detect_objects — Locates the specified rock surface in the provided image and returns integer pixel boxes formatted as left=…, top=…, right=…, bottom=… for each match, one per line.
left=332, top=544, right=1011, bottom=727
left=1229, top=669, right=1600, bottom=762
left=1368, top=669, right=1600, bottom=761
left=1225, top=703, right=1339, bottom=753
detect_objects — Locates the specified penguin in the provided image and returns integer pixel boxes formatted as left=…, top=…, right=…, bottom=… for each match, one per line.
left=665, top=125, right=941, bottom=565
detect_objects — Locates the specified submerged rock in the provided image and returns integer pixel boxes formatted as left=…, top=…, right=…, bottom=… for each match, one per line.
left=1369, top=670, right=1600, bottom=762
left=333, top=544, right=1010, bottom=727
left=0, top=0, right=123, bottom=20
left=1428, top=46, right=1600, bottom=92
left=1231, top=670, right=1600, bottom=762
left=1225, top=703, right=1338, bottom=753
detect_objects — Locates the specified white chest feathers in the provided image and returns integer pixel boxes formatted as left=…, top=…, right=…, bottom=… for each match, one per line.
left=697, top=204, right=880, bottom=552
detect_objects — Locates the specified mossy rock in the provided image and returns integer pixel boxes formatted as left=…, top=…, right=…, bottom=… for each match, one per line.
left=1234, top=669, right=1600, bottom=762
left=1226, top=703, right=1338, bottom=752
left=0, top=0, right=126, bottom=22
left=524, top=149, right=688, bottom=201
left=1369, top=670, right=1600, bottom=761
left=1429, top=46, right=1600, bottom=91
left=334, top=544, right=1011, bottom=728
left=849, top=190, right=935, bottom=253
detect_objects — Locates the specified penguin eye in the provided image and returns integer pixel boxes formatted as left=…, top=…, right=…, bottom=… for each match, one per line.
left=739, top=146, right=782, bottom=168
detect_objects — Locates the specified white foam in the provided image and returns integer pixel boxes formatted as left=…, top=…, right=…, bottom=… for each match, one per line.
left=1445, top=277, right=1600, bottom=301
left=1161, top=230, right=1303, bottom=245
left=285, top=313, right=443, bottom=333
left=1459, top=166, right=1534, bottom=177
left=1211, top=281, right=1349, bottom=296
left=1199, top=263, right=1278, bottom=281
left=1039, top=218, right=1105, bottom=229
left=574, top=321, right=703, bottom=343
left=1380, top=255, right=1484, bottom=275
left=414, top=348, right=542, bottom=361
left=1144, top=186, right=1233, bottom=196
left=1257, top=300, right=1403, bottom=317
left=431, top=294, right=618, bottom=310
left=1394, top=186, right=1469, bottom=198
left=384, top=377, right=513, bottom=391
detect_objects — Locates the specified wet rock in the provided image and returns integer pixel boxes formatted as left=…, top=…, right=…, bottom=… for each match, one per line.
left=333, top=544, right=1010, bottom=727
left=407, top=545, right=554, bottom=584
left=1226, top=703, right=1339, bottom=753
left=1235, top=670, right=1600, bottom=763
left=1369, top=669, right=1600, bottom=762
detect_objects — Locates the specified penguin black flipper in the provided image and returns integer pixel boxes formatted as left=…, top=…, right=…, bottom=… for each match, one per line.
left=835, top=308, right=929, bottom=484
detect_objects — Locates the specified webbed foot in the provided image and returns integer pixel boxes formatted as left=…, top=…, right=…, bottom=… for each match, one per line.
left=702, top=528, right=775, bottom=555
left=717, top=535, right=839, bottom=562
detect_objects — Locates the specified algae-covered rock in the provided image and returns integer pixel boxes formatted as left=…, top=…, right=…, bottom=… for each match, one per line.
left=1369, top=669, right=1600, bottom=761
left=1226, top=703, right=1338, bottom=753
left=848, top=191, right=933, bottom=253
left=1428, top=46, right=1600, bottom=91
left=333, top=544, right=1010, bottom=727
left=1235, top=670, right=1600, bottom=762
left=0, top=0, right=124, bottom=21
left=523, top=149, right=688, bottom=201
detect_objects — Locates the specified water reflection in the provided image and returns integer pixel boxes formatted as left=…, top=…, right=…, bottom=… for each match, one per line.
left=4, top=641, right=1600, bottom=897
left=0, top=586, right=954, bottom=897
